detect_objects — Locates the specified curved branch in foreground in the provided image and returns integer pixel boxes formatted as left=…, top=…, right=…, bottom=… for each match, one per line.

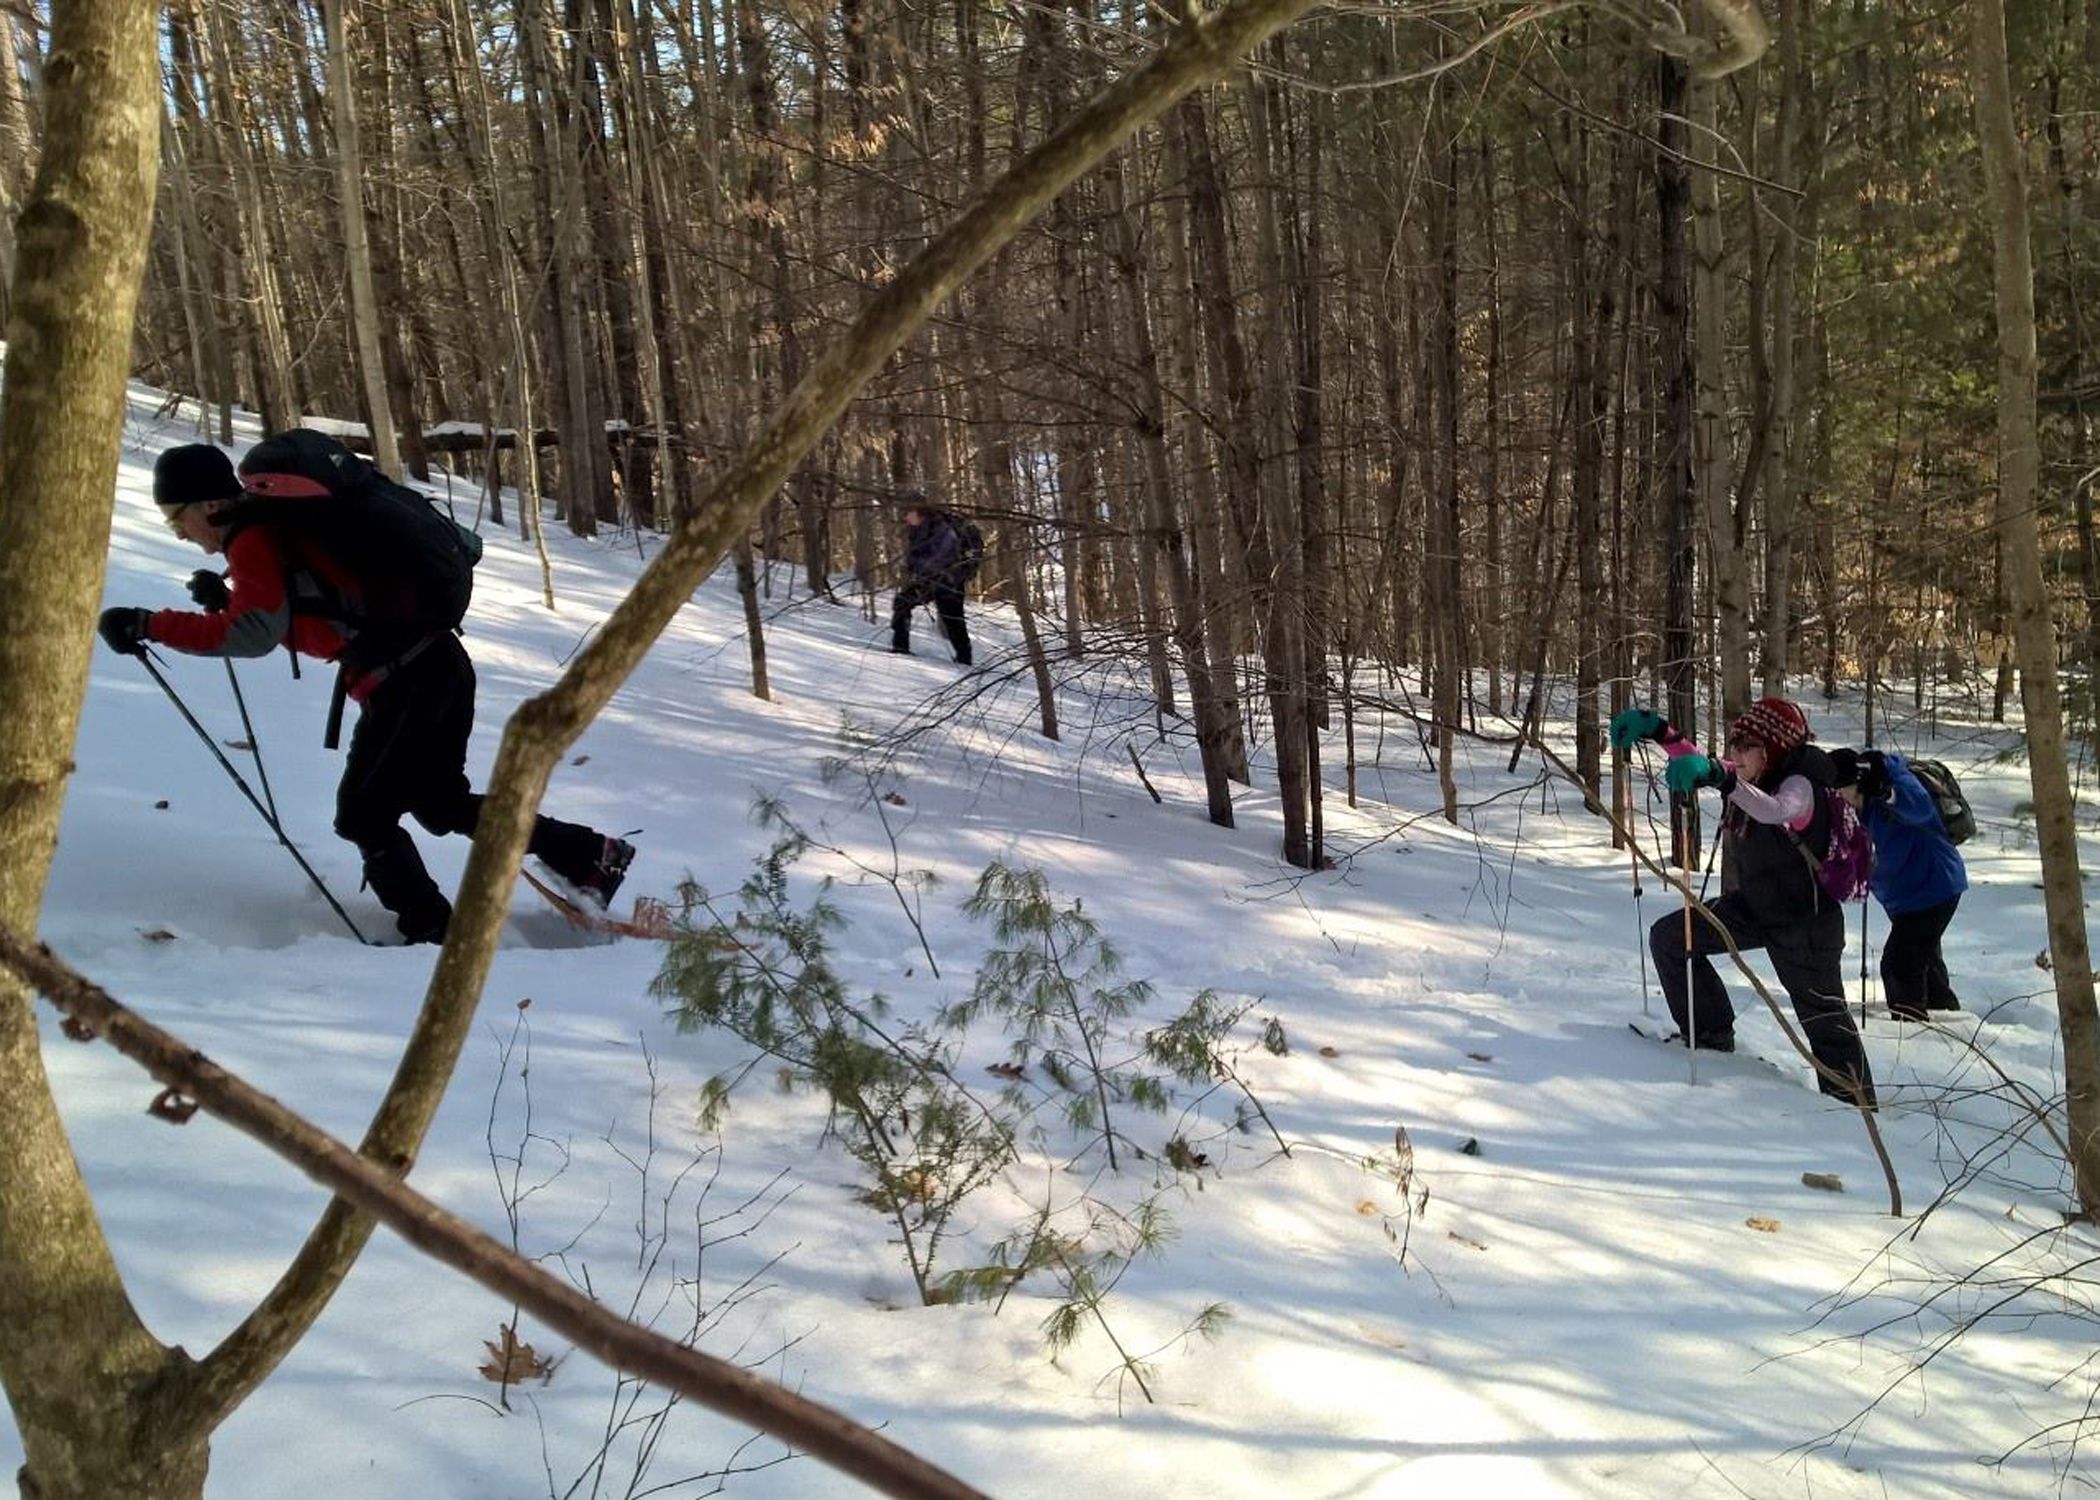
left=0, top=926, right=990, bottom=1500
left=1521, top=734, right=1903, bottom=1217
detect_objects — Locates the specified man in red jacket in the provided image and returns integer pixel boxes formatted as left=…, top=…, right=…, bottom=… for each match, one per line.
left=98, top=441, right=632, bottom=944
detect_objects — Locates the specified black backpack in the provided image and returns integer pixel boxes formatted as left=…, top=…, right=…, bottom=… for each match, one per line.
left=230, top=429, right=483, bottom=667
left=950, top=513, right=986, bottom=586
left=1907, top=758, right=1976, bottom=845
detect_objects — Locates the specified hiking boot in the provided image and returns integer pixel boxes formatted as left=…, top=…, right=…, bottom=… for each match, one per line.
left=1888, top=1005, right=1930, bottom=1023
left=572, top=836, right=635, bottom=910
left=396, top=910, right=450, bottom=945
left=1659, top=1030, right=1736, bottom=1053
left=363, top=836, right=451, bottom=944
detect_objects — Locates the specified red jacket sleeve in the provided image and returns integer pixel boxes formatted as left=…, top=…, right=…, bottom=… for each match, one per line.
left=147, top=528, right=293, bottom=659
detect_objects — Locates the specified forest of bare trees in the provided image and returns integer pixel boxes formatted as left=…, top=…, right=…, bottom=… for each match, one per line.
left=0, top=0, right=2096, bottom=1490
left=9, top=0, right=2066, bottom=876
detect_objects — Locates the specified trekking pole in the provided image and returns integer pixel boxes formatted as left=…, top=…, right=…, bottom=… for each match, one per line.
left=1677, top=795, right=1698, bottom=1087
left=1632, top=831, right=1651, bottom=1017
left=1859, top=901, right=1871, bottom=1030
left=223, top=659, right=281, bottom=829
left=136, top=655, right=370, bottom=945
left=1632, top=752, right=1669, bottom=1019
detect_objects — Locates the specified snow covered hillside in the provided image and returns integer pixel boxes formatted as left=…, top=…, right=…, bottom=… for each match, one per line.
left=13, top=386, right=2098, bottom=1500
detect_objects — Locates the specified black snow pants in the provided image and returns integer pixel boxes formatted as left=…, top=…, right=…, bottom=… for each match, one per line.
left=891, top=579, right=972, bottom=664
left=334, top=633, right=606, bottom=941
left=1649, top=892, right=1875, bottom=1107
left=1881, top=898, right=1961, bottom=1019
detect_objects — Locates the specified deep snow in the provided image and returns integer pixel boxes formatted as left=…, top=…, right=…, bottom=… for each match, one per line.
left=9, top=385, right=2098, bottom=1500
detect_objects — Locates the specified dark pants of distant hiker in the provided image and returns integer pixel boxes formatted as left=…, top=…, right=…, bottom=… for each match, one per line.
left=1649, top=894, right=1874, bottom=1106
left=891, top=578, right=971, bottom=664
left=1881, top=898, right=1961, bottom=1019
left=334, top=634, right=606, bottom=939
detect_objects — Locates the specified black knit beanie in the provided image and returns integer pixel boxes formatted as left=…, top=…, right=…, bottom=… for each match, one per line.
left=153, top=444, right=241, bottom=510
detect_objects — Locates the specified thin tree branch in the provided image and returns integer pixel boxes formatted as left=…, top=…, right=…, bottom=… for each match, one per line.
left=0, top=926, right=990, bottom=1500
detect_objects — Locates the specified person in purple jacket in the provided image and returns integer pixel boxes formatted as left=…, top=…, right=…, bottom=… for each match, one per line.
left=1832, top=748, right=1968, bottom=1021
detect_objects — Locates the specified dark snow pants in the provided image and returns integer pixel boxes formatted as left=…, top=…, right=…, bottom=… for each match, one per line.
left=1880, top=898, right=1961, bottom=1019
left=891, top=579, right=972, bottom=664
left=1649, top=892, right=1875, bottom=1107
left=335, top=633, right=606, bottom=940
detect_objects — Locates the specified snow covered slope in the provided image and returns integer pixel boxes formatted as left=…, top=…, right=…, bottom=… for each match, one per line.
left=11, top=386, right=2095, bottom=1500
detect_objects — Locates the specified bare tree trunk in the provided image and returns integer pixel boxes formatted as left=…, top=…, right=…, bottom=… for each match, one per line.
left=1185, top=88, right=1308, bottom=863
left=1569, top=105, right=1603, bottom=799
left=523, top=0, right=608, bottom=537
left=1972, top=0, right=2100, bottom=1217
left=1431, top=123, right=1463, bottom=825
left=1757, top=0, right=1809, bottom=694
left=987, top=431, right=1061, bottom=739
left=1657, top=55, right=1701, bottom=866
left=360, top=16, right=428, bottom=480
left=203, top=0, right=300, bottom=432
left=1160, top=121, right=1248, bottom=780
left=1691, top=69, right=1750, bottom=722
left=325, top=0, right=400, bottom=477
left=1480, top=135, right=1505, bottom=716
left=0, top=8, right=37, bottom=325
left=733, top=537, right=771, bottom=700
left=0, top=5, right=210, bottom=1494
left=1104, top=144, right=1234, bottom=824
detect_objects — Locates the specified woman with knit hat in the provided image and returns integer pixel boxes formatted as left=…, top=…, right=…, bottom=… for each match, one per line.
left=1609, top=695, right=1876, bottom=1108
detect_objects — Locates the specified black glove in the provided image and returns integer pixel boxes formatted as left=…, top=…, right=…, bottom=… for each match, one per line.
left=97, top=606, right=153, bottom=657
left=187, top=569, right=231, bottom=611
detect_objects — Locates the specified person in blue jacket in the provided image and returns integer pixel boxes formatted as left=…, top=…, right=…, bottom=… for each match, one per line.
left=1832, top=748, right=1967, bottom=1021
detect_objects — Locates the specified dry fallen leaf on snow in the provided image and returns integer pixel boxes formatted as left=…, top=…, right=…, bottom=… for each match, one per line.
left=1318, top=1045, right=1341, bottom=1058
left=141, top=928, right=177, bottom=943
left=480, top=1323, right=556, bottom=1385
left=1801, top=1172, right=1844, bottom=1193
left=1745, top=1216, right=1781, bottom=1233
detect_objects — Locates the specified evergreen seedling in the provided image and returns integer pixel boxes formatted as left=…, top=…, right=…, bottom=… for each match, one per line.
left=653, top=827, right=1015, bottom=1304
left=950, top=863, right=1170, bottom=1171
